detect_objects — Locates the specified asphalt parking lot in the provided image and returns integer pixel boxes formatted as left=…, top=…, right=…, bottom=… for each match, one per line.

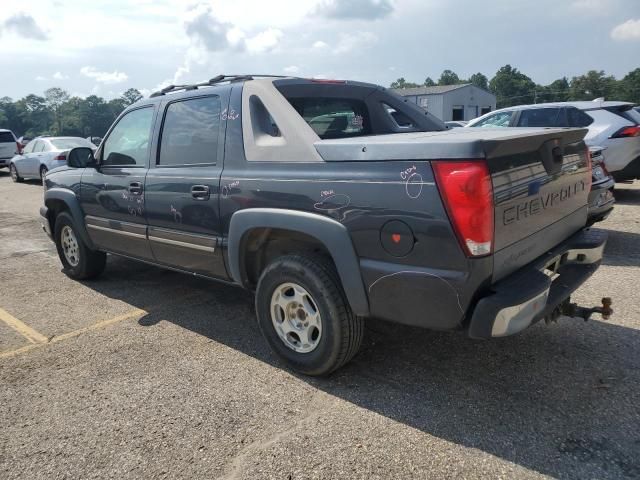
left=0, top=172, right=639, bottom=479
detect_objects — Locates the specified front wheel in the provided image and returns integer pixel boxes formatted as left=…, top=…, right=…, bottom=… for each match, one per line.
left=54, top=212, right=106, bottom=280
left=10, top=164, right=23, bottom=183
left=255, top=255, right=363, bottom=376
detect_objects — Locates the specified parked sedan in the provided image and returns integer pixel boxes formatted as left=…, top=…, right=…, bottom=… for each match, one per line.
left=9, top=136, right=96, bottom=183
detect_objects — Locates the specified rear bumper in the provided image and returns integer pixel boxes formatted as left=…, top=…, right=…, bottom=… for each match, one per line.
left=467, top=228, right=607, bottom=339
left=611, top=155, right=640, bottom=182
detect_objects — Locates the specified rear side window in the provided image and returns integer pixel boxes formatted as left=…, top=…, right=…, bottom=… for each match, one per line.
left=517, top=108, right=562, bottom=127
left=0, top=132, right=14, bottom=143
left=34, top=141, right=46, bottom=152
left=159, top=96, right=221, bottom=166
left=382, top=103, right=415, bottom=128
left=285, top=97, right=370, bottom=139
left=471, top=111, right=513, bottom=128
left=567, top=108, right=594, bottom=127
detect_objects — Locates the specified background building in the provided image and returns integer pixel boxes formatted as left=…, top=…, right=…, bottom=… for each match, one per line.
left=391, top=84, right=497, bottom=122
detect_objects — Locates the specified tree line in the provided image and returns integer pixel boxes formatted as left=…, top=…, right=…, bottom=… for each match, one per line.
left=0, top=88, right=143, bottom=138
left=391, top=65, right=640, bottom=108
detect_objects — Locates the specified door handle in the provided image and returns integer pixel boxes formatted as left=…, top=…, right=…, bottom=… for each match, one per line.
left=191, top=185, right=210, bottom=200
left=128, top=182, right=143, bottom=194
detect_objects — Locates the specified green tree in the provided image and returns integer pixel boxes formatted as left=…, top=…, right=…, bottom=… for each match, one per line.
left=615, top=68, right=640, bottom=104
left=121, top=88, right=143, bottom=106
left=489, top=64, right=536, bottom=107
left=469, top=72, right=488, bottom=90
left=438, top=70, right=460, bottom=85
left=423, top=77, right=436, bottom=87
left=44, top=87, right=70, bottom=134
left=569, top=70, right=616, bottom=101
left=390, top=77, right=421, bottom=89
left=16, top=94, right=51, bottom=136
left=538, top=77, right=570, bottom=103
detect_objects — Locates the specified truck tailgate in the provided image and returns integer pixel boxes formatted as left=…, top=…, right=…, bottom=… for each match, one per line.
left=314, top=127, right=591, bottom=281
left=486, top=128, right=590, bottom=280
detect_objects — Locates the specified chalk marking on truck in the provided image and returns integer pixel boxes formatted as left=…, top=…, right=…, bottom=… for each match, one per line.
left=368, top=271, right=463, bottom=313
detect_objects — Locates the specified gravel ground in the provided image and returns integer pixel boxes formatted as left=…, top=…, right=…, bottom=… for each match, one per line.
left=0, top=172, right=639, bottom=479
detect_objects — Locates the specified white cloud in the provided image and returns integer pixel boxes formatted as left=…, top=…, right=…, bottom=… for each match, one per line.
left=334, top=31, right=377, bottom=54
left=611, top=18, right=640, bottom=41
left=35, top=75, right=46, bottom=81
left=2, top=13, right=48, bottom=40
left=283, top=65, right=300, bottom=74
left=80, top=66, right=128, bottom=84
left=52, top=71, right=69, bottom=80
left=245, top=28, right=283, bottom=53
left=312, top=40, right=328, bottom=48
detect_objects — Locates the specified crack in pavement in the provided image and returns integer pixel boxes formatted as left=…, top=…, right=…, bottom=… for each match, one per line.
left=220, top=390, right=332, bottom=480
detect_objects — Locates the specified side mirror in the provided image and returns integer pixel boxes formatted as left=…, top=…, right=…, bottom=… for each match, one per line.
left=68, top=147, right=96, bottom=168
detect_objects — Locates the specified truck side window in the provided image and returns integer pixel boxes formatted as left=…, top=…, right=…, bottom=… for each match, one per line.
left=102, top=107, right=154, bottom=167
left=382, top=102, right=415, bottom=128
left=158, top=96, right=221, bottom=166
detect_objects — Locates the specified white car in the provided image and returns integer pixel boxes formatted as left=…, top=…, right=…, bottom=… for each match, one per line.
left=0, top=129, right=19, bottom=169
left=10, top=136, right=96, bottom=183
left=466, top=101, right=640, bottom=182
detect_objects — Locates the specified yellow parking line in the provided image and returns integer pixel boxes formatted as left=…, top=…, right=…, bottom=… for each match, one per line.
left=0, top=308, right=147, bottom=359
left=0, top=307, right=49, bottom=344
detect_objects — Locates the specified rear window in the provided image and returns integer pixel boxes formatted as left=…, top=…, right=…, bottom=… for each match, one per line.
left=50, top=138, right=95, bottom=149
left=0, top=132, right=15, bottom=143
left=605, top=106, right=640, bottom=125
left=517, top=108, right=562, bottom=127
left=285, top=97, right=370, bottom=139
left=567, top=108, right=594, bottom=127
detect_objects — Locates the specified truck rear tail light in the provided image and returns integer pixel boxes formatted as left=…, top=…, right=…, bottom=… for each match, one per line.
left=610, top=125, right=640, bottom=138
left=433, top=160, right=494, bottom=257
left=585, top=147, right=592, bottom=190
left=16, top=142, right=21, bottom=154
left=54, top=154, right=66, bottom=160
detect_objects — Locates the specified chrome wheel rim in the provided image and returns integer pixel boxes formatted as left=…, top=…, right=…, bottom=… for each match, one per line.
left=270, top=282, right=322, bottom=353
left=61, top=225, right=80, bottom=267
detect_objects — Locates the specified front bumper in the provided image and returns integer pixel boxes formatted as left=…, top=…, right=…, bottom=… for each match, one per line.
left=40, top=206, right=53, bottom=240
left=467, top=228, right=607, bottom=339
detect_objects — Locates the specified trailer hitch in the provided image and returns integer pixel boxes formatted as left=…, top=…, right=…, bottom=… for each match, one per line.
left=547, top=297, right=613, bottom=324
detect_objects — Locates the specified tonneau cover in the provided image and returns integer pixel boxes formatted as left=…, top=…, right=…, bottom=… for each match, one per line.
left=313, top=127, right=588, bottom=161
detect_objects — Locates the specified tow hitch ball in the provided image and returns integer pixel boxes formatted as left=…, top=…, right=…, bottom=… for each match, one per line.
left=546, top=297, right=613, bottom=324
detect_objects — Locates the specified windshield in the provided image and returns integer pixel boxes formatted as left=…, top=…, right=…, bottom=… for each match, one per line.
left=50, top=138, right=95, bottom=149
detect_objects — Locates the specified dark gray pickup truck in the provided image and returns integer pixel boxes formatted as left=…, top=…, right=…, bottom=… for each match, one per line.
left=40, top=75, right=609, bottom=375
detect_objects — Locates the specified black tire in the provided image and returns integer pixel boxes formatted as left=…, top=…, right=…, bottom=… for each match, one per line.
left=54, top=212, right=106, bottom=280
left=40, top=165, right=48, bottom=183
left=255, top=255, right=363, bottom=376
left=10, top=164, right=23, bottom=183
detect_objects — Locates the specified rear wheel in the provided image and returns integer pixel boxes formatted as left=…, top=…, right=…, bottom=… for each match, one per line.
left=255, top=255, right=363, bottom=376
left=10, top=164, right=23, bottom=183
left=54, top=212, right=106, bottom=280
left=40, top=165, right=48, bottom=183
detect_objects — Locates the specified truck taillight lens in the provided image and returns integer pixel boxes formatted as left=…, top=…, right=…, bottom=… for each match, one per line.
left=433, top=160, right=494, bottom=257
left=610, top=125, right=640, bottom=138
left=16, top=142, right=21, bottom=154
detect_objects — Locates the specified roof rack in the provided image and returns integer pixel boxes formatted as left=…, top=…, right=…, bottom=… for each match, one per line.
left=149, top=74, right=290, bottom=98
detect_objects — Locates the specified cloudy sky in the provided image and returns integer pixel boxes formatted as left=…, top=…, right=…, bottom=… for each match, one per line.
left=0, top=0, right=638, bottom=100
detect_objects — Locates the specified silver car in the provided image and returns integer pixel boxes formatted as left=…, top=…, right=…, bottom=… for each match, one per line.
left=10, top=136, right=96, bottom=183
